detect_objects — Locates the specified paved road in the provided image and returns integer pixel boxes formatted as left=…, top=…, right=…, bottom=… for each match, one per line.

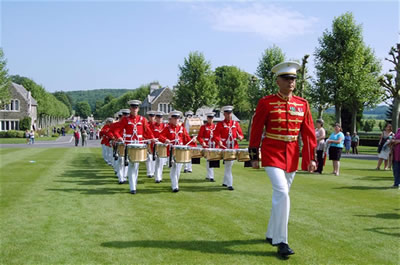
left=0, top=136, right=379, bottom=161
left=0, top=135, right=101, bottom=148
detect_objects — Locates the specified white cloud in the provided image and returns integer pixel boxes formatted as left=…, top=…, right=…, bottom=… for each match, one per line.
left=204, top=3, right=318, bottom=41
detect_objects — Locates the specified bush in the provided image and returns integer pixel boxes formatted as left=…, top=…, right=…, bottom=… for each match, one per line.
left=0, top=131, right=7, bottom=138
left=6, top=130, right=18, bottom=138
left=16, top=131, right=25, bottom=138
left=19, top=117, right=32, bottom=131
left=52, top=133, right=59, bottom=137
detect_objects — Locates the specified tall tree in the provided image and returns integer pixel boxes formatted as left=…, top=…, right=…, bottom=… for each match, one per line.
left=173, top=51, right=217, bottom=112
left=256, top=45, right=285, bottom=95
left=75, top=101, right=91, bottom=119
left=314, top=12, right=381, bottom=126
left=0, top=48, right=11, bottom=108
left=215, top=65, right=250, bottom=116
left=379, top=44, right=400, bottom=131
left=53, top=91, right=73, bottom=115
left=296, top=54, right=311, bottom=98
left=306, top=79, right=331, bottom=119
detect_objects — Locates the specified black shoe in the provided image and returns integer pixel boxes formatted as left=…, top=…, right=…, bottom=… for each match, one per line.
left=277, top=243, right=295, bottom=257
left=155, top=180, right=160, bottom=183
left=148, top=175, right=154, bottom=178
left=228, top=186, right=234, bottom=190
left=210, top=179, right=215, bottom=182
left=130, top=190, right=136, bottom=194
left=173, top=188, right=179, bottom=193
left=187, top=171, right=192, bottom=173
left=222, top=184, right=227, bottom=187
left=184, top=170, right=188, bottom=173
left=266, top=237, right=273, bottom=245
left=118, top=181, right=125, bottom=184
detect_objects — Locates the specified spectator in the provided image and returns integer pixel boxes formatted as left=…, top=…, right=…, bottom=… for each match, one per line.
left=390, top=128, right=400, bottom=188
left=29, top=130, right=35, bottom=144
left=314, top=119, right=326, bottom=174
left=351, top=132, right=360, bottom=154
left=57, top=128, right=61, bottom=135
left=344, top=132, right=351, bottom=154
left=61, top=127, right=65, bottom=136
left=326, top=123, right=344, bottom=176
left=376, top=123, right=394, bottom=170
left=82, top=130, right=88, bottom=146
left=74, top=129, right=80, bottom=147
left=25, top=130, right=30, bottom=144
left=53, top=127, right=56, bottom=134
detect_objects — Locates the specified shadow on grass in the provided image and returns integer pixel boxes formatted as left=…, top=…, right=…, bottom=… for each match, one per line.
left=101, top=239, right=278, bottom=258
left=355, top=213, right=400, bottom=220
left=355, top=175, right=394, bottom=181
left=364, top=227, right=400, bottom=238
left=333, top=186, right=392, bottom=190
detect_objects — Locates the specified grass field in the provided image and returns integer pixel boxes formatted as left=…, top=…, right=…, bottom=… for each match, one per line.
left=0, top=137, right=58, bottom=144
left=0, top=147, right=398, bottom=264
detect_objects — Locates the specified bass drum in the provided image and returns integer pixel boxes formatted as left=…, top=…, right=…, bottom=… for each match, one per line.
left=184, top=117, right=203, bottom=136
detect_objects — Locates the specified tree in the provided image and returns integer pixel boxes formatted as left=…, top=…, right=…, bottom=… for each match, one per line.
left=215, top=65, right=250, bottom=116
left=173, top=51, right=217, bottom=112
left=53, top=91, right=73, bottom=116
left=0, top=48, right=11, bottom=108
left=314, top=12, right=382, bottom=127
left=362, top=119, right=375, bottom=133
left=104, top=94, right=115, bottom=105
left=75, top=101, right=91, bottom=118
left=256, top=45, right=285, bottom=95
left=379, top=44, right=400, bottom=131
left=306, top=79, right=331, bottom=119
left=296, top=54, right=311, bottom=98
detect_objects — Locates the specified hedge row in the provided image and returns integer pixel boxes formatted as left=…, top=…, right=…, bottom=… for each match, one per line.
left=0, top=130, right=29, bottom=138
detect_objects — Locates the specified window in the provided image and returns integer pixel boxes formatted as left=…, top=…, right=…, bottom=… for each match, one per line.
left=0, top=121, right=4, bottom=131
left=11, top=121, right=14, bottom=130
left=10, top=100, right=14, bottom=111
left=15, top=100, right=19, bottom=111
left=5, top=121, right=9, bottom=130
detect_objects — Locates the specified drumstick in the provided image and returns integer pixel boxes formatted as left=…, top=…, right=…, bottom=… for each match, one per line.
left=185, top=136, right=197, bottom=146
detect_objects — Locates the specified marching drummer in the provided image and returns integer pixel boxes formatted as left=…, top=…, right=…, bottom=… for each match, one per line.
left=108, top=109, right=131, bottom=184
left=151, top=111, right=167, bottom=183
left=100, top=117, right=114, bottom=166
left=197, top=112, right=218, bottom=182
left=146, top=110, right=157, bottom=178
left=248, top=61, right=317, bottom=257
left=184, top=110, right=194, bottom=173
left=113, top=100, right=155, bottom=194
left=214, top=106, right=244, bottom=190
left=110, top=111, right=123, bottom=175
left=159, top=110, right=194, bottom=192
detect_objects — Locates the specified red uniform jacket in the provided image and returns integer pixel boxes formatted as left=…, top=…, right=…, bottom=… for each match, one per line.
left=214, top=120, right=243, bottom=149
left=100, top=124, right=112, bottom=147
left=106, top=120, right=122, bottom=143
left=249, top=93, right=316, bottom=172
left=197, top=123, right=219, bottom=148
left=150, top=122, right=165, bottom=140
left=113, top=115, right=154, bottom=144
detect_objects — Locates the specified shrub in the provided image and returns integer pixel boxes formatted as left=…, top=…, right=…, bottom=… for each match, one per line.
left=6, top=130, right=17, bottom=138
left=52, top=133, right=59, bottom=137
left=0, top=131, right=7, bottom=138
left=16, top=131, right=25, bottom=138
left=19, top=117, right=32, bottom=131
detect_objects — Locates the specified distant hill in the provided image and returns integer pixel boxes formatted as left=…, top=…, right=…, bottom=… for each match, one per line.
left=324, top=105, right=389, bottom=118
left=65, top=89, right=132, bottom=110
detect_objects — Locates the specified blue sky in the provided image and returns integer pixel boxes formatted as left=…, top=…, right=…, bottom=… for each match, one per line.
left=1, top=0, right=399, bottom=92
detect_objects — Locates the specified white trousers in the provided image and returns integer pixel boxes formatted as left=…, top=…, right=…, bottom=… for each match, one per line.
left=127, top=162, right=140, bottom=191
left=102, top=144, right=107, bottom=162
left=265, top=167, right=296, bottom=245
left=117, top=156, right=128, bottom=182
left=184, top=162, right=192, bottom=172
left=146, top=154, right=155, bottom=176
left=170, top=162, right=183, bottom=190
left=206, top=161, right=214, bottom=179
left=222, top=160, right=234, bottom=187
left=106, top=146, right=113, bottom=165
left=154, top=157, right=167, bottom=182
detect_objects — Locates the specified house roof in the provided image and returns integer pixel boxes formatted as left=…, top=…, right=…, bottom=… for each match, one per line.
left=12, top=82, right=38, bottom=105
left=141, top=87, right=168, bottom=107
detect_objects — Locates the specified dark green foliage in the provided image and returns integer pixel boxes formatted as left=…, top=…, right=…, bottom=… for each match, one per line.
left=75, top=101, right=91, bottom=118
left=385, top=104, right=393, bottom=123
left=256, top=45, right=285, bottom=95
left=19, top=117, right=32, bottom=131
left=65, top=89, right=130, bottom=111
left=53, top=91, right=73, bottom=115
left=362, top=119, right=376, bottom=132
left=0, top=48, right=11, bottom=108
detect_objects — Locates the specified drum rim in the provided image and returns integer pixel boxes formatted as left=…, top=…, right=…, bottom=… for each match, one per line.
left=127, top=143, right=147, bottom=148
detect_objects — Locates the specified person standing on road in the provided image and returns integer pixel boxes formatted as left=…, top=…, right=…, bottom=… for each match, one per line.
left=351, top=132, right=359, bottom=154
left=74, top=129, right=80, bottom=147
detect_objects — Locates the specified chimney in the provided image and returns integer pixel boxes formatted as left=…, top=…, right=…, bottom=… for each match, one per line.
left=150, top=82, right=160, bottom=94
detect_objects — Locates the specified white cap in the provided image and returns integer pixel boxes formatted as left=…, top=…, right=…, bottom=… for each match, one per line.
left=185, top=111, right=194, bottom=116
left=106, top=117, right=114, bottom=123
left=121, top=109, right=130, bottom=114
left=169, top=110, right=182, bottom=118
left=147, top=110, right=156, bottom=116
left=155, top=111, right=164, bottom=116
left=271, top=61, right=301, bottom=78
left=205, top=112, right=215, bottom=117
left=128, top=99, right=142, bottom=106
left=221, top=105, right=234, bottom=112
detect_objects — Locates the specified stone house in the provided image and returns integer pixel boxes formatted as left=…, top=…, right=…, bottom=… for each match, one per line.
left=0, top=82, right=37, bottom=131
left=140, top=82, right=174, bottom=116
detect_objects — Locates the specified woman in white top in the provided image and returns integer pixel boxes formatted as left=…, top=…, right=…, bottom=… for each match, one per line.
left=376, top=123, right=394, bottom=170
left=314, top=119, right=326, bottom=174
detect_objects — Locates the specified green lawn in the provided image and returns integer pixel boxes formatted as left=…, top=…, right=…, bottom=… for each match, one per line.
left=0, top=136, right=58, bottom=144
left=0, top=147, right=398, bottom=264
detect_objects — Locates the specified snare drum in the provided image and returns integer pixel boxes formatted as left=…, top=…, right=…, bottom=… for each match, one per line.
left=155, top=143, right=168, bottom=158
left=190, top=147, right=204, bottom=158
left=173, top=145, right=191, bottom=163
left=116, top=142, right=125, bottom=157
left=204, top=148, right=223, bottom=161
left=237, top=148, right=250, bottom=162
left=223, top=149, right=237, bottom=161
left=127, top=144, right=147, bottom=163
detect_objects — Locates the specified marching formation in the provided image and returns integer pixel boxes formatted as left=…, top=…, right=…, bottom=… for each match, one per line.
left=98, top=61, right=317, bottom=259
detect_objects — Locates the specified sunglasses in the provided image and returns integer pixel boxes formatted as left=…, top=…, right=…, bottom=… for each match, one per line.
left=130, top=105, right=139, bottom=108
left=148, top=114, right=155, bottom=117
left=156, top=115, right=163, bottom=118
